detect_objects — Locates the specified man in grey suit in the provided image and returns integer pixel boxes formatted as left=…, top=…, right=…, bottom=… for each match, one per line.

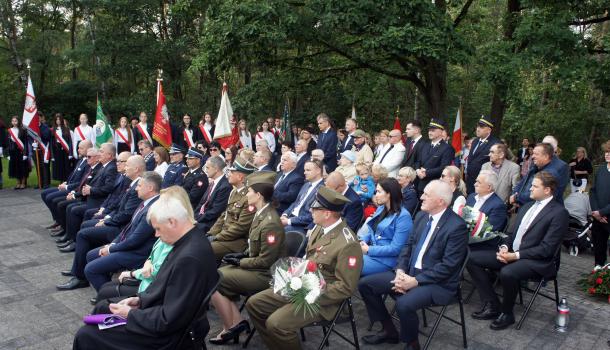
left=481, top=143, right=520, bottom=203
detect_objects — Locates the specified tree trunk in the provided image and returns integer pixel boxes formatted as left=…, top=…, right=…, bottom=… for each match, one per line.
left=70, top=0, right=78, bottom=80
left=421, top=59, right=448, bottom=120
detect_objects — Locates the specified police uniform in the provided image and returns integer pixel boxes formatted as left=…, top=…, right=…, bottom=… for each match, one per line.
left=182, top=147, right=209, bottom=209
left=246, top=186, right=363, bottom=350
left=209, top=156, right=257, bottom=262
left=217, top=172, right=286, bottom=301
left=161, top=144, right=187, bottom=189
left=465, top=115, right=501, bottom=194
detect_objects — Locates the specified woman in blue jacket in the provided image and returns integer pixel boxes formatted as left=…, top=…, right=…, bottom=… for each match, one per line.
left=358, top=177, right=413, bottom=276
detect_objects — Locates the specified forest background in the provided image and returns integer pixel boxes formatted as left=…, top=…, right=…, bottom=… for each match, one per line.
left=1, top=0, right=610, bottom=161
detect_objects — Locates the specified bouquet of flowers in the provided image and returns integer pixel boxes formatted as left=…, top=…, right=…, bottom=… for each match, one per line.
left=457, top=205, right=506, bottom=244
left=578, top=263, right=610, bottom=303
left=270, top=257, right=326, bottom=317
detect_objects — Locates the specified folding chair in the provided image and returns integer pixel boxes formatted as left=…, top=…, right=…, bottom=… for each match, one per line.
left=515, top=246, right=561, bottom=330
left=391, top=250, right=470, bottom=350
left=302, top=297, right=360, bottom=350
left=175, top=271, right=222, bottom=350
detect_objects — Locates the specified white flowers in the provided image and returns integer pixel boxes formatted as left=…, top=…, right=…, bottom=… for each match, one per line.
left=290, top=277, right=303, bottom=290
left=302, top=273, right=320, bottom=291
left=305, top=289, right=320, bottom=304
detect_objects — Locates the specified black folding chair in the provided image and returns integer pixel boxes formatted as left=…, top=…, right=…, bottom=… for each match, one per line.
left=515, top=246, right=561, bottom=330
left=390, top=249, right=470, bottom=350
left=302, top=297, right=360, bottom=350
left=175, top=271, right=222, bottom=350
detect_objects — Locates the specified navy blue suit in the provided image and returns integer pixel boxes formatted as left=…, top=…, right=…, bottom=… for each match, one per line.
left=338, top=134, right=355, bottom=155
left=465, top=192, right=507, bottom=232
left=194, top=176, right=232, bottom=234
left=282, top=180, right=323, bottom=232
left=359, top=209, right=468, bottom=343
left=85, top=161, right=118, bottom=209
left=512, top=156, right=568, bottom=205
left=84, top=196, right=160, bottom=290
left=144, top=152, right=156, bottom=171
left=273, top=171, right=305, bottom=214
left=342, top=186, right=364, bottom=231
left=466, top=136, right=501, bottom=194
left=317, top=129, right=338, bottom=172
left=42, top=158, right=89, bottom=222
left=401, top=184, right=418, bottom=215
left=417, top=141, right=454, bottom=193
left=295, top=153, right=308, bottom=176
left=161, top=162, right=186, bottom=188
left=258, top=164, right=275, bottom=172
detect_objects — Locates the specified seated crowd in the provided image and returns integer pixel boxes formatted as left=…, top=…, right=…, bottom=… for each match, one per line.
left=34, top=111, right=610, bottom=350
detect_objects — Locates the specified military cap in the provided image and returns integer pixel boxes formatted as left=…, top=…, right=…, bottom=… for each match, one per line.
left=352, top=129, right=366, bottom=138
left=246, top=171, right=277, bottom=188
left=169, top=143, right=186, bottom=154
left=186, top=147, right=205, bottom=160
left=477, top=115, right=494, bottom=128
left=428, top=118, right=445, bottom=130
left=228, top=156, right=257, bottom=174
left=310, top=186, right=351, bottom=212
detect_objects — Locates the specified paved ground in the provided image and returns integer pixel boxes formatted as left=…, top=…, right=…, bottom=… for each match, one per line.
left=0, top=188, right=608, bottom=350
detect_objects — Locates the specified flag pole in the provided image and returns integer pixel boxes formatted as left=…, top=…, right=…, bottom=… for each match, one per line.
left=26, top=59, right=41, bottom=189
left=156, top=69, right=163, bottom=106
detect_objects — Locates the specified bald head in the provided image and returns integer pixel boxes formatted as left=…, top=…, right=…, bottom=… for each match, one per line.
left=116, top=151, right=131, bottom=174
left=125, top=155, right=146, bottom=180
left=325, top=172, right=347, bottom=193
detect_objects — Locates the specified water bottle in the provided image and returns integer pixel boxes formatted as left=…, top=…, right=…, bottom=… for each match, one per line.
left=554, top=297, right=569, bottom=332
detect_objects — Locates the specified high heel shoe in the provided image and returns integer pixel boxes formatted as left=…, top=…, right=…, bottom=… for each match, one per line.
left=209, top=331, right=240, bottom=345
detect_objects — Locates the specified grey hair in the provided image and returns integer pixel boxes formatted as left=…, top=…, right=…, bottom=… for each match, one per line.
left=478, top=170, right=498, bottom=192
left=129, top=155, right=146, bottom=172
left=147, top=194, right=191, bottom=224
left=101, top=143, right=116, bottom=158
left=141, top=171, right=162, bottom=193
left=398, top=166, right=417, bottom=182
left=283, top=151, right=297, bottom=163
left=427, top=180, right=453, bottom=207
left=542, top=135, right=558, bottom=151
left=208, top=156, right=226, bottom=171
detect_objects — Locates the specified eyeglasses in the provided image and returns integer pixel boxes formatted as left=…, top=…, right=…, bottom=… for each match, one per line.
left=86, top=155, right=96, bottom=159
left=117, top=160, right=127, bottom=163
left=138, top=148, right=145, bottom=151
left=210, top=148, right=219, bottom=152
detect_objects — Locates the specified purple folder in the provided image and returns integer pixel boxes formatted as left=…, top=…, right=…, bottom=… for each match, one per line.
left=83, top=314, right=127, bottom=326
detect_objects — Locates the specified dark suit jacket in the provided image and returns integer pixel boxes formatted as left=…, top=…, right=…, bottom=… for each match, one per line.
left=86, top=160, right=118, bottom=208
left=401, top=184, right=419, bottom=215
left=295, top=153, right=308, bottom=176
left=66, top=158, right=90, bottom=191
left=342, top=186, right=363, bottom=231
left=396, top=209, right=468, bottom=292
left=144, top=152, right=156, bottom=171
left=465, top=192, right=507, bottom=232
left=99, top=174, right=129, bottom=213
left=513, top=156, right=569, bottom=205
left=402, top=137, right=427, bottom=169
left=317, top=129, right=338, bottom=172
left=273, top=171, right=305, bottom=214
left=182, top=168, right=208, bottom=209
left=195, top=176, right=232, bottom=233
left=417, top=141, right=454, bottom=192
left=503, top=200, right=568, bottom=277
left=338, top=134, right=355, bottom=155
left=109, top=196, right=159, bottom=257
left=283, top=180, right=324, bottom=228
left=125, top=227, right=219, bottom=343
left=104, top=179, right=142, bottom=228
left=466, top=135, right=501, bottom=194
left=258, top=164, right=275, bottom=172
left=590, top=165, right=610, bottom=233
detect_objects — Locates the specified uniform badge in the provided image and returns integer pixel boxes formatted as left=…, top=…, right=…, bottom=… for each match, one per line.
left=347, top=256, right=358, bottom=269
left=197, top=181, right=203, bottom=187
left=267, top=233, right=276, bottom=245
left=248, top=205, right=256, bottom=212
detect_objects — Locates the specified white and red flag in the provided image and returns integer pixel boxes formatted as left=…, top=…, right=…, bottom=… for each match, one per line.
left=451, top=104, right=463, bottom=157
left=214, top=83, right=240, bottom=149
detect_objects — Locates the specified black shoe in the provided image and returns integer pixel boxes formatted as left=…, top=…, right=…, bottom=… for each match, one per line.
left=212, top=320, right=250, bottom=345
left=405, top=340, right=421, bottom=350
left=59, top=243, right=76, bottom=253
left=490, top=313, right=515, bottom=330
left=60, top=270, right=73, bottom=277
left=90, top=298, right=97, bottom=305
left=56, top=277, right=89, bottom=290
left=50, top=225, right=64, bottom=232
left=55, top=234, right=70, bottom=243
left=209, top=333, right=240, bottom=345
left=362, top=330, right=399, bottom=345
left=471, top=303, right=501, bottom=320
left=50, top=229, right=65, bottom=237
left=46, top=223, right=60, bottom=229
left=57, top=239, right=74, bottom=248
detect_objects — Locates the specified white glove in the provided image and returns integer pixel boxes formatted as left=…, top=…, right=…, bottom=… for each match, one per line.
left=69, top=156, right=73, bottom=160
left=0, top=146, right=3, bottom=156
left=6, top=156, right=10, bottom=161
left=32, top=142, right=38, bottom=149
left=23, top=155, right=28, bottom=160
left=44, top=160, right=49, bottom=164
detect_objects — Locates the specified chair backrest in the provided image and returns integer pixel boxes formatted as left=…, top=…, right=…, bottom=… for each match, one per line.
left=456, top=248, right=471, bottom=297
left=285, top=230, right=306, bottom=257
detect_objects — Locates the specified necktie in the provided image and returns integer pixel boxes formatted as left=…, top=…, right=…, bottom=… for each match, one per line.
left=512, top=201, right=541, bottom=251
left=77, top=168, right=92, bottom=192
left=410, top=216, right=434, bottom=273
left=275, top=173, right=286, bottom=189
left=119, top=202, right=145, bottom=241
left=199, top=180, right=215, bottom=214
left=408, top=140, right=415, bottom=155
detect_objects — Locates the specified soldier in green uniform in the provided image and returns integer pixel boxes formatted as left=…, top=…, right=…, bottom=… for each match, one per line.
left=246, top=186, right=363, bottom=350
left=209, top=171, right=287, bottom=345
left=208, top=156, right=258, bottom=263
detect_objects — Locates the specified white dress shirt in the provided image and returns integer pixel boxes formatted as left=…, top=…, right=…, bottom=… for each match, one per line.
left=414, top=209, right=446, bottom=269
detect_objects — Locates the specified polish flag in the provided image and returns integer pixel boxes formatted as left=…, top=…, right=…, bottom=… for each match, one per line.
left=214, top=83, right=240, bottom=149
left=451, top=105, right=463, bottom=156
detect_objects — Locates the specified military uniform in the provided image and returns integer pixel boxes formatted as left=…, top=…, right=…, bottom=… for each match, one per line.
left=217, top=204, right=286, bottom=300
left=182, top=167, right=208, bottom=209
left=246, top=187, right=363, bottom=350
left=161, top=161, right=186, bottom=188
left=209, top=186, right=256, bottom=262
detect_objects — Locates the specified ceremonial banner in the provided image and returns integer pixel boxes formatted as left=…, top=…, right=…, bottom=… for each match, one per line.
left=280, top=98, right=291, bottom=143
left=153, top=81, right=172, bottom=148
left=451, top=104, right=463, bottom=156
left=95, top=98, right=113, bottom=147
left=214, top=83, right=240, bottom=149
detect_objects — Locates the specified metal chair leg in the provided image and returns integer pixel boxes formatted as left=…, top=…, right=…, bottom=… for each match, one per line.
left=516, top=280, right=543, bottom=330
left=422, top=305, right=447, bottom=350
left=421, top=308, right=428, bottom=328
left=347, top=298, right=360, bottom=350
left=300, top=328, right=306, bottom=342
left=243, top=327, right=256, bottom=348
left=553, top=279, right=560, bottom=306
left=458, top=299, right=468, bottom=349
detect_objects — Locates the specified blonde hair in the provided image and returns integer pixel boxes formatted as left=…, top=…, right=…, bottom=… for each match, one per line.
left=157, top=186, right=196, bottom=224
left=398, top=166, right=417, bottom=183
left=379, top=129, right=390, bottom=137
left=372, top=164, right=389, bottom=182
left=443, top=165, right=466, bottom=196
left=238, top=148, right=255, bottom=164
left=575, top=146, right=588, bottom=159
left=355, top=162, right=371, bottom=176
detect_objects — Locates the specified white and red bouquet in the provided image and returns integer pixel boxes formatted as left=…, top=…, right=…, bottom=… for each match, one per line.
left=458, top=205, right=506, bottom=244
left=270, top=257, right=326, bottom=317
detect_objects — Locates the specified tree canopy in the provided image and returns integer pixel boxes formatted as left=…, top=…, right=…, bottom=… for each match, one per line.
left=1, top=0, right=609, bottom=160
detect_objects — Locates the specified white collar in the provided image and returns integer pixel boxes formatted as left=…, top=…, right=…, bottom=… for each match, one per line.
left=130, top=177, right=141, bottom=187
left=475, top=192, right=493, bottom=202
left=428, top=208, right=447, bottom=223
left=142, top=194, right=159, bottom=207
left=323, top=218, right=343, bottom=234
left=310, top=178, right=323, bottom=187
